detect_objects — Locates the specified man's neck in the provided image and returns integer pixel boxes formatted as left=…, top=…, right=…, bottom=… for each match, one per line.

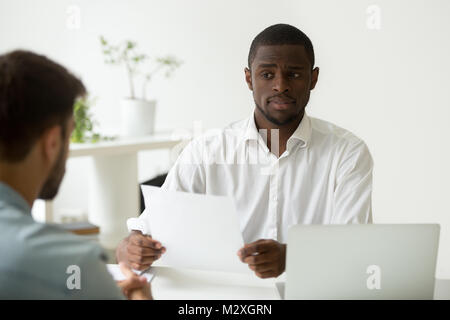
left=0, top=162, right=42, bottom=207
left=254, top=110, right=304, bottom=157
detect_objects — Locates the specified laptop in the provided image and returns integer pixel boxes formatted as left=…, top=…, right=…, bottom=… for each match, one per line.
left=284, top=224, right=440, bottom=299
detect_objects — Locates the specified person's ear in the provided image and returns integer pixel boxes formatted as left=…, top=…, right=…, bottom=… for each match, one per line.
left=244, top=67, right=253, bottom=91
left=310, top=67, right=319, bottom=90
left=40, top=125, right=62, bottom=166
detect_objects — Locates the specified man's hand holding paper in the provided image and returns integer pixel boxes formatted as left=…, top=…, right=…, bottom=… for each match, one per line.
left=116, top=230, right=166, bottom=271
left=237, top=239, right=286, bottom=279
left=119, top=186, right=250, bottom=274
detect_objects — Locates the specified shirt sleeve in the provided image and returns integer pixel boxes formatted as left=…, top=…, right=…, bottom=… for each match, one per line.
left=67, top=244, right=125, bottom=300
left=161, top=138, right=206, bottom=193
left=331, top=139, right=374, bottom=224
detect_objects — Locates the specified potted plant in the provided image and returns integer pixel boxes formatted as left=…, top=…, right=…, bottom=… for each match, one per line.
left=71, top=96, right=113, bottom=143
left=100, top=36, right=182, bottom=137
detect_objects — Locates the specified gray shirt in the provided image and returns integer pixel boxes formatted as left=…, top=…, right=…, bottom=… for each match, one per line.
left=0, top=182, right=123, bottom=299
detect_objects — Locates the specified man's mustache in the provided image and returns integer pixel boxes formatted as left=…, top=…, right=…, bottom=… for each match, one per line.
left=267, top=93, right=296, bottom=102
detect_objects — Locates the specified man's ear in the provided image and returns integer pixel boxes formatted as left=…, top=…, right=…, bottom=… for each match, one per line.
left=310, top=67, right=319, bottom=90
left=244, top=67, right=253, bottom=91
left=40, top=125, right=62, bottom=166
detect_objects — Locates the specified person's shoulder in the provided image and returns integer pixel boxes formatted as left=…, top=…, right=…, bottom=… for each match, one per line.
left=184, top=117, right=249, bottom=153
left=0, top=221, right=110, bottom=298
left=224, top=117, right=249, bottom=132
left=3, top=221, right=106, bottom=281
left=309, top=116, right=373, bottom=168
left=309, top=116, right=368, bottom=149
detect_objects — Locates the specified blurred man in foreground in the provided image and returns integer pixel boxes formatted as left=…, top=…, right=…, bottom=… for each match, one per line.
left=0, top=50, right=150, bottom=299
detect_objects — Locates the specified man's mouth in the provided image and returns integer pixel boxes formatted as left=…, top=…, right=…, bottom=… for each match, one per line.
left=268, top=97, right=296, bottom=110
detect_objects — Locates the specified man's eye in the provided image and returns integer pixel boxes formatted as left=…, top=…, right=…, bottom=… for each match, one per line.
left=261, top=72, right=273, bottom=79
left=289, top=72, right=301, bottom=78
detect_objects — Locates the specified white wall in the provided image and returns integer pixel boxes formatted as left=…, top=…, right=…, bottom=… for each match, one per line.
left=1, top=0, right=450, bottom=278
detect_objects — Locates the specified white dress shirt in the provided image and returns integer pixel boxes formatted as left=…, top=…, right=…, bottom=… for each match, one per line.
left=137, top=112, right=373, bottom=244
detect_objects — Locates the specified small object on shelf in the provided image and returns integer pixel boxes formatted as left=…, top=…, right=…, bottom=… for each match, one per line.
left=55, top=221, right=100, bottom=235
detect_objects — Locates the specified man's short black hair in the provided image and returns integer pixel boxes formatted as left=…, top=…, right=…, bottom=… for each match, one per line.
left=248, top=23, right=315, bottom=70
left=0, top=50, right=86, bottom=162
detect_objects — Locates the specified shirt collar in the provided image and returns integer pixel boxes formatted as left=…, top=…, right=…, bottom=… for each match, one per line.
left=287, top=112, right=311, bottom=148
left=242, top=113, right=261, bottom=142
left=242, top=111, right=312, bottom=149
left=0, top=181, right=32, bottom=214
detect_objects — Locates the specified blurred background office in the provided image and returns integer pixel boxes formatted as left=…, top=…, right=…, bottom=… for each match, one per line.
left=1, top=0, right=449, bottom=278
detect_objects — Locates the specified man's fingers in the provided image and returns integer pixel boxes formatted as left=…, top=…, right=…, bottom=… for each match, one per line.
left=237, top=239, right=285, bottom=279
left=130, top=234, right=163, bottom=249
left=255, top=271, right=275, bottom=279
left=243, top=252, right=272, bottom=265
left=127, top=254, right=159, bottom=267
left=117, top=276, right=147, bottom=292
left=129, top=262, right=151, bottom=271
left=119, top=262, right=135, bottom=278
left=248, top=262, right=274, bottom=273
left=117, top=277, right=139, bottom=291
left=128, top=244, right=163, bottom=257
left=238, top=240, right=271, bottom=259
left=128, top=254, right=154, bottom=266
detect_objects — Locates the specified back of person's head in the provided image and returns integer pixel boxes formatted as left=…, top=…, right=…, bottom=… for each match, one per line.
left=248, top=23, right=315, bottom=70
left=0, top=50, right=86, bottom=163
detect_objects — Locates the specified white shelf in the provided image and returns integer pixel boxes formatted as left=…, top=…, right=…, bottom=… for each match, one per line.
left=69, top=132, right=182, bottom=158
left=41, top=132, right=184, bottom=249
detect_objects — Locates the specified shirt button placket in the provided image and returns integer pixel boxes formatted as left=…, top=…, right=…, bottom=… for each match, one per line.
left=269, top=161, right=279, bottom=240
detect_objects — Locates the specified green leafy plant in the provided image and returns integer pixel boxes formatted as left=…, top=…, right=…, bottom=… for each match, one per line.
left=100, top=36, right=182, bottom=100
left=71, top=97, right=114, bottom=143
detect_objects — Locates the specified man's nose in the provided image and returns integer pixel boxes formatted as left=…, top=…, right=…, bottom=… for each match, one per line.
left=272, top=74, right=290, bottom=93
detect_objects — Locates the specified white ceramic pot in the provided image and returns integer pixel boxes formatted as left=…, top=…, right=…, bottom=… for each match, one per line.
left=120, top=98, right=156, bottom=137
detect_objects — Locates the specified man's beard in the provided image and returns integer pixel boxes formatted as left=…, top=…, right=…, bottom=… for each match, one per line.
left=38, top=145, right=66, bottom=200
left=255, top=101, right=303, bottom=126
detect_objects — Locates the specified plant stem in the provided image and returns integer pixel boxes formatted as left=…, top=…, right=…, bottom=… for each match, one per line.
left=123, top=50, right=135, bottom=99
left=142, top=64, right=164, bottom=100
left=127, top=64, right=135, bottom=99
left=142, top=77, right=148, bottom=100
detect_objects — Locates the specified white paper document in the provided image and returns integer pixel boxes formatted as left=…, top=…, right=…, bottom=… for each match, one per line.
left=127, top=185, right=249, bottom=274
left=106, top=264, right=155, bottom=282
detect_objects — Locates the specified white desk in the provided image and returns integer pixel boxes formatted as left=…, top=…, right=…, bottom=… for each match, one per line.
left=434, top=279, right=450, bottom=300
left=151, top=267, right=450, bottom=300
left=151, top=267, right=281, bottom=300
left=45, top=133, right=183, bottom=249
